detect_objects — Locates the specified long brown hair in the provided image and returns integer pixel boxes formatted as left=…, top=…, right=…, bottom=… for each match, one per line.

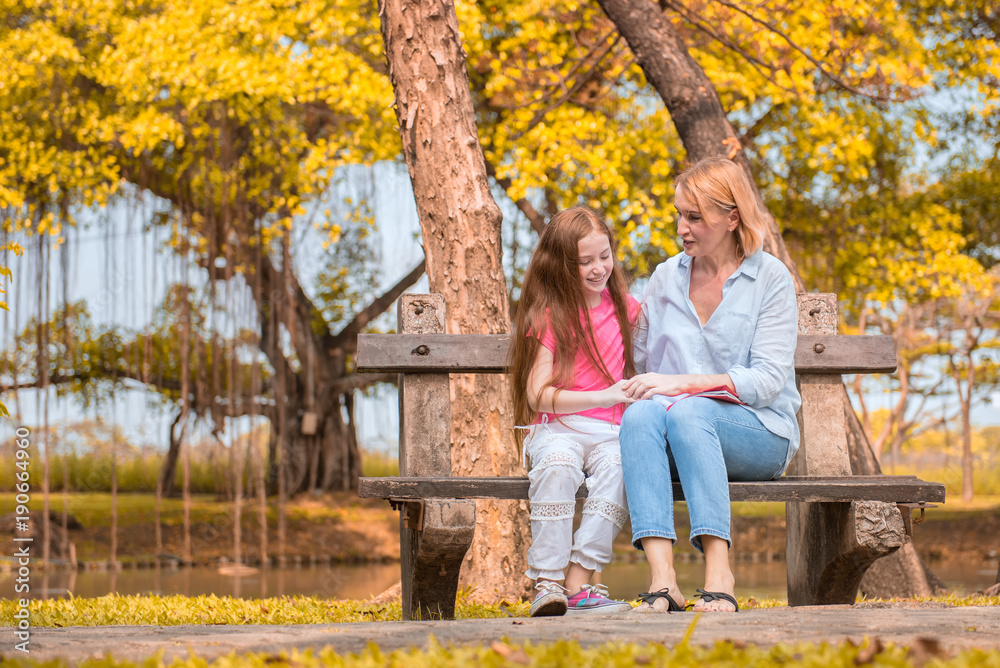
left=508, top=206, right=636, bottom=443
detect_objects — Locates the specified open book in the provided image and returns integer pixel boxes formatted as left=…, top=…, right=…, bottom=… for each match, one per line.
left=651, top=385, right=745, bottom=411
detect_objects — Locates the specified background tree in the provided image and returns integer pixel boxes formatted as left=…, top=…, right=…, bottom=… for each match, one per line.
left=0, top=0, right=420, bottom=494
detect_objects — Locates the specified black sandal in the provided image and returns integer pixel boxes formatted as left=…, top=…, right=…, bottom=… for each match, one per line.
left=689, top=588, right=739, bottom=612
left=637, top=587, right=685, bottom=612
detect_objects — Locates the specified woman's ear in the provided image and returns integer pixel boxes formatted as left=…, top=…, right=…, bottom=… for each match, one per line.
left=728, top=207, right=740, bottom=231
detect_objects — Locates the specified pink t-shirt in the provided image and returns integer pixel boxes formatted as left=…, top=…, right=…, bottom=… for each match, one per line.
left=535, top=290, right=640, bottom=425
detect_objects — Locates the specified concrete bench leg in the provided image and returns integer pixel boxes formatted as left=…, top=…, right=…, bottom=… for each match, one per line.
left=400, top=499, right=476, bottom=620
left=394, top=295, right=477, bottom=620
left=787, top=295, right=906, bottom=605
left=786, top=500, right=906, bottom=605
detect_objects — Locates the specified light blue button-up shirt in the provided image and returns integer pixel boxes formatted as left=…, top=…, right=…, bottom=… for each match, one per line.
left=635, top=250, right=802, bottom=470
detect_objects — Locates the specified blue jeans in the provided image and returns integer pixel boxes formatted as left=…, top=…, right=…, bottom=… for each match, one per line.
left=620, top=398, right=790, bottom=552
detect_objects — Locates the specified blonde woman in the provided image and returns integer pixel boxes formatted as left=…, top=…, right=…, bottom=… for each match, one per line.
left=620, top=157, right=801, bottom=613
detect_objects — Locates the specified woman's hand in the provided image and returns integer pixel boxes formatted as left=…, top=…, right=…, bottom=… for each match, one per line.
left=621, top=373, right=688, bottom=400
left=622, top=373, right=736, bottom=401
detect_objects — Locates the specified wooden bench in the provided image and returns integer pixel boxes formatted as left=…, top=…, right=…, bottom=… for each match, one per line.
left=357, top=293, right=945, bottom=620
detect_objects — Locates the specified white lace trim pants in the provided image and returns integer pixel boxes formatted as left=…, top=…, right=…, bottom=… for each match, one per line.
left=523, top=416, right=628, bottom=581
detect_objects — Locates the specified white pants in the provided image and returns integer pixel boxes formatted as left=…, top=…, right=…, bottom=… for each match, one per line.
left=523, top=416, right=628, bottom=581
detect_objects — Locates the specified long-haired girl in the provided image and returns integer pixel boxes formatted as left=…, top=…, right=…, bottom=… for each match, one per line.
left=509, top=206, right=640, bottom=616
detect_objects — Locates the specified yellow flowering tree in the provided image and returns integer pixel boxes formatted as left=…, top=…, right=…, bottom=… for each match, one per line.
left=0, top=0, right=412, bottom=492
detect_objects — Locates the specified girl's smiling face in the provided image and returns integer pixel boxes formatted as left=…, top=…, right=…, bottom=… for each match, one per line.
left=674, top=188, right=739, bottom=261
left=577, top=230, right=613, bottom=308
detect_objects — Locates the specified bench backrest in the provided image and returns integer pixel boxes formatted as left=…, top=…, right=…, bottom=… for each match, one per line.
left=356, top=332, right=895, bottom=375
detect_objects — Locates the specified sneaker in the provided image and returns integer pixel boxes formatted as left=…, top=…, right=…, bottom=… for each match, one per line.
left=565, top=584, right=632, bottom=615
left=530, top=580, right=568, bottom=617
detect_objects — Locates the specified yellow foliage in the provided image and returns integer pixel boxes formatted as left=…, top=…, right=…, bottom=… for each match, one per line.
left=1, top=0, right=997, bottom=295
left=0, top=0, right=397, bottom=251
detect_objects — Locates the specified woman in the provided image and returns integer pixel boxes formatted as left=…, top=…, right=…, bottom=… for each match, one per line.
left=620, top=157, right=801, bottom=613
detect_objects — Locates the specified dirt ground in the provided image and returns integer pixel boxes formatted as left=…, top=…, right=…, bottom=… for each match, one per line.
left=55, top=493, right=1000, bottom=568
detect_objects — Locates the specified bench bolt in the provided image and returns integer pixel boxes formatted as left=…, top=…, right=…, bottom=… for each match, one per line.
left=416, top=345, right=430, bottom=356
left=813, top=343, right=825, bottom=354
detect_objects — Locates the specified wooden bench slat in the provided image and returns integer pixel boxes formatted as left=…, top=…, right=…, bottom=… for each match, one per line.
left=359, top=475, right=945, bottom=504
left=355, top=333, right=897, bottom=375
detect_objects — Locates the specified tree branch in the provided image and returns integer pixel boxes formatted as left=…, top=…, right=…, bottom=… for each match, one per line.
left=328, top=258, right=427, bottom=355
left=660, top=0, right=800, bottom=97
left=484, top=159, right=547, bottom=235
left=510, top=29, right=622, bottom=143
left=596, top=0, right=805, bottom=290
left=705, top=0, right=903, bottom=103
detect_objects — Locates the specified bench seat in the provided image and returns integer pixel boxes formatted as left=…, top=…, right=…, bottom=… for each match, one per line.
left=359, top=475, right=944, bottom=504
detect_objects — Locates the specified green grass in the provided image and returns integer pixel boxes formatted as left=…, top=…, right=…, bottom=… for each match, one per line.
left=4, top=639, right=1000, bottom=668
left=361, top=450, right=399, bottom=478
left=0, top=442, right=395, bottom=495
left=0, top=450, right=223, bottom=495
left=0, top=492, right=233, bottom=528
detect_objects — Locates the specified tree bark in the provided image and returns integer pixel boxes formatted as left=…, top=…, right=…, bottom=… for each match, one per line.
left=960, top=322, right=977, bottom=503
left=159, top=411, right=185, bottom=497
left=380, top=0, right=530, bottom=602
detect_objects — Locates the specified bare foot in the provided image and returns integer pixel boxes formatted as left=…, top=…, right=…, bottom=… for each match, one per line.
left=690, top=576, right=737, bottom=612
left=635, top=583, right=686, bottom=612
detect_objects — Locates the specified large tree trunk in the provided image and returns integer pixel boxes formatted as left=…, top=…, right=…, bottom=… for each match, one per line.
left=266, top=392, right=364, bottom=495
left=380, top=0, right=530, bottom=602
left=89, top=161, right=422, bottom=497
left=598, top=0, right=940, bottom=599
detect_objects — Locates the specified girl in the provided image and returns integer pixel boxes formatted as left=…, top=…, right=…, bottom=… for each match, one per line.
left=509, top=206, right=640, bottom=617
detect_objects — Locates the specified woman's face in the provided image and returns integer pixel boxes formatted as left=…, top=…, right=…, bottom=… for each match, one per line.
left=674, top=188, right=738, bottom=261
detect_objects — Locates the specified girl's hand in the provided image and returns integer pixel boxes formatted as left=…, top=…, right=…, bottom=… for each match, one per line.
left=621, top=373, right=689, bottom=400
left=600, top=380, right=635, bottom=407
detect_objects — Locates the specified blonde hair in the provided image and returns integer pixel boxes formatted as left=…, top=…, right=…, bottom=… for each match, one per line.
left=675, top=157, right=767, bottom=261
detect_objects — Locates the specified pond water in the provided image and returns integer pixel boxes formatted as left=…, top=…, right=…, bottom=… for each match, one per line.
left=1, top=562, right=402, bottom=601
left=3, top=557, right=995, bottom=601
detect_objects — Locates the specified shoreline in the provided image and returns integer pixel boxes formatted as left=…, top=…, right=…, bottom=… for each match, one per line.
left=2, top=545, right=995, bottom=573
